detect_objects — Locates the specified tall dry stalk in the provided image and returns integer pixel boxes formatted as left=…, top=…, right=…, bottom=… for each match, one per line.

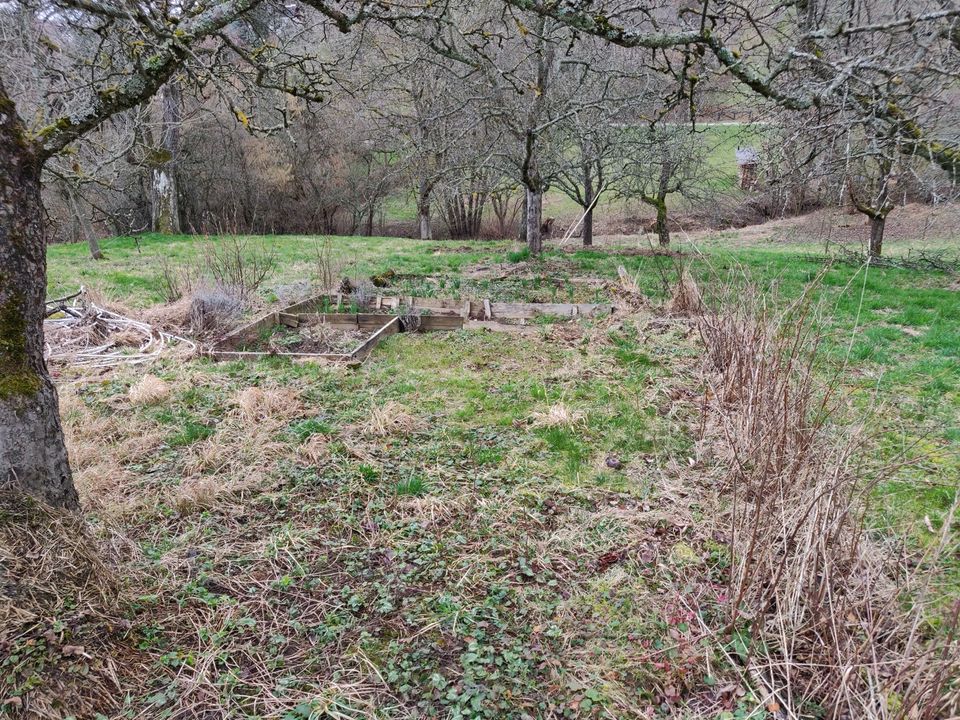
left=696, top=279, right=959, bottom=719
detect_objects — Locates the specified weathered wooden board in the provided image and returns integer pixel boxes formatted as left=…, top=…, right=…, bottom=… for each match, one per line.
left=208, top=349, right=351, bottom=361
left=487, top=302, right=612, bottom=319
left=348, top=316, right=401, bottom=360
left=276, top=293, right=613, bottom=321
left=418, top=315, right=464, bottom=331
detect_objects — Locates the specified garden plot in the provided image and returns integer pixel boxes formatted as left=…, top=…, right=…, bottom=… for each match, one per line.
left=211, top=312, right=401, bottom=362
left=210, top=292, right=615, bottom=363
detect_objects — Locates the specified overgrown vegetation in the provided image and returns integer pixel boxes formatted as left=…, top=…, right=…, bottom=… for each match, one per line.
left=10, top=230, right=958, bottom=716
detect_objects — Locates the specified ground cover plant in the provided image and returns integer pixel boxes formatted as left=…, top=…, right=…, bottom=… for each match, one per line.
left=5, top=228, right=958, bottom=718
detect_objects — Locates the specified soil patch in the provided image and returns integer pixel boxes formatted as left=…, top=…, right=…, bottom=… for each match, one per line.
left=238, top=323, right=369, bottom=354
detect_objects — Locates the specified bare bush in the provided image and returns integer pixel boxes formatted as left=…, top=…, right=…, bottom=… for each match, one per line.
left=203, top=236, right=276, bottom=301
left=311, top=236, right=346, bottom=292
left=158, top=256, right=200, bottom=303
left=697, top=282, right=960, bottom=719
left=188, top=285, right=242, bottom=335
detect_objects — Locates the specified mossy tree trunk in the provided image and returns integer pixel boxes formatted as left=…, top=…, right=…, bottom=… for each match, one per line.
left=417, top=177, right=432, bottom=240
left=151, top=82, right=182, bottom=235
left=0, top=83, right=78, bottom=509
left=869, top=215, right=885, bottom=258
left=654, top=199, right=669, bottom=247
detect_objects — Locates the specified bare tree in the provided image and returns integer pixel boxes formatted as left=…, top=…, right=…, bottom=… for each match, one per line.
left=614, top=124, right=712, bottom=247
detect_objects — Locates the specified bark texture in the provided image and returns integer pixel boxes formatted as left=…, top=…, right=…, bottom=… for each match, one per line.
left=417, top=178, right=432, bottom=240
left=582, top=166, right=594, bottom=247
left=525, top=187, right=543, bottom=254
left=0, top=84, right=77, bottom=509
left=869, top=216, right=885, bottom=258
left=151, top=82, right=182, bottom=234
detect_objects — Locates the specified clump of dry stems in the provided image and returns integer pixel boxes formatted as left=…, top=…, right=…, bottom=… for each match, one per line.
left=695, top=277, right=959, bottom=719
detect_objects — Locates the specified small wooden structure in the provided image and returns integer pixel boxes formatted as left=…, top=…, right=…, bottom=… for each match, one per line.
left=736, top=147, right=759, bottom=190
left=209, top=293, right=614, bottom=364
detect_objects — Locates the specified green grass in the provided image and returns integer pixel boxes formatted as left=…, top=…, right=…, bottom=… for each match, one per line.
left=27, top=229, right=960, bottom=717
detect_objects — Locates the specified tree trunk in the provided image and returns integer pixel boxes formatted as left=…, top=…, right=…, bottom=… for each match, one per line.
left=65, top=183, right=103, bottom=260
left=655, top=200, right=670, bottom=247
left=0, top=86, right=78, bottom=509
left=526, top=187, right=542, bottom=255
left=365, top=205, right=375, bottom=237
left=582, top=164, right=594, bottom=247
left=417, top=178, right=432, bottom=240
left=869, top=215, right=885, bottom=258
left=517, top=195, right=527, bottom=243
left=151, top=82, right=182, bottom=235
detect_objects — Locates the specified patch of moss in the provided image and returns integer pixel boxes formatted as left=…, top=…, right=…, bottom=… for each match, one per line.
left=0, top=289, right=41, bottom=399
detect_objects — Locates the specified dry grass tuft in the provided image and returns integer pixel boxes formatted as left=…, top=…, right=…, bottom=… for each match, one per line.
left=0, top=491, right=147, bottom=718
left=531, top=402, right=584, bottom=428
left=234, top=386, right=302, bottom=424
left=363, top=401, right=423, bottom=437
left=298, top=434, right=331, bottom=465
left=172, top=476, right=220, bottom=514
left=667, top=270, right=704, bottom=315
left=128, top=374, right=171, bottom=406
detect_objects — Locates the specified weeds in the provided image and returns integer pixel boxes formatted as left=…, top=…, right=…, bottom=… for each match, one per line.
left=696, top=278, right=960, bottom=719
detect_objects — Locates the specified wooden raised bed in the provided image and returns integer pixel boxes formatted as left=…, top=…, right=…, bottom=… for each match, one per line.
left=209, top=313, right=401, bottom=363
left=209, top=292, right=611, bottom=364
left=283, top=293, right=613, bottom=321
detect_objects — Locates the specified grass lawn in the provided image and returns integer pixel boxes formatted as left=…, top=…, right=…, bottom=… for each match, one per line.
left=19, top=230, right=960, bottom=717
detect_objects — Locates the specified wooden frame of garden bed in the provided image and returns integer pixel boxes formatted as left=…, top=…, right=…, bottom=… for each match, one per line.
left=209, top=293, right=612, bottom=364
left=208, top=313, right=403, bottom=364
left=282, top=293, right=613, bottom=320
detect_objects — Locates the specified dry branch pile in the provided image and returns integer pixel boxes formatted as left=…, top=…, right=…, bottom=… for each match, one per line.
left=44, top=292, right=195, bottom=369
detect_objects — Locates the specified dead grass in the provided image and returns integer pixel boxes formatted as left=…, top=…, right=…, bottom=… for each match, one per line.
left=233, top=386, right=303, bottom=424
left=695, top=281, right=960, bottom=719
left=667, top=270, right=704, bottom=315
left=128, top=374, right=171, bottom=406
left=530, top=402, right=585, bottom=428
left=297, top=434, right=331, bottom=465
left=0, top=491, right=148, bottom=719
left=362, top=401, right=423, bottom=437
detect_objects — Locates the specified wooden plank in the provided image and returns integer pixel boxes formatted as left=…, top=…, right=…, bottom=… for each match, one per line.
left=219, top=311, right=278, bottom=349
left=278, top=312, right=299, bottom=328
left=419, top=315, right=464, bottom=331
left=348, top=316, right=401, bottom=360
left=483, top=299, right=492, bottom=320
left=488, top=302, right=614, bottom=319
left=208, top=349, right=351, bottom=361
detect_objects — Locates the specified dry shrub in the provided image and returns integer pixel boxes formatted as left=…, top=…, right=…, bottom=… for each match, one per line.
left=188, top=284, right=242, bottom=335
left=158, top=256, right=201, bottom=303
left=667, top=270, right=703, bottom=315
left=203, top=235, right=276, bottom=301
left=697, top=283, right=960, bottom=719
left=364, top=401, right=423, bottom=437
left=128, top=374, right=171, bottom=406
left=531, top=402, right=584, bottom=428
left=312, top=236, right=350, bottom=292
left=234, top=386, right=302, bottom=424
